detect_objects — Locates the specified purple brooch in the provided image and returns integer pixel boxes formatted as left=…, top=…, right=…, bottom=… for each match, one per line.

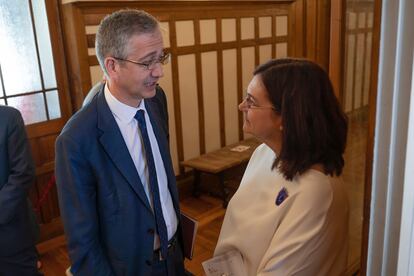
left=275, top=187, right=289, bottom=206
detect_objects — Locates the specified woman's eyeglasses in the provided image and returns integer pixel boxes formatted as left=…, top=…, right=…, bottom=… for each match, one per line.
left=113, top=52, right=171, bottom=71
left=241, top=94, right=276, bottom=110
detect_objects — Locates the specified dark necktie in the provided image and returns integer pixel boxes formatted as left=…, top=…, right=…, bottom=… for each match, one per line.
left=134, top=110, right=169, bottom=259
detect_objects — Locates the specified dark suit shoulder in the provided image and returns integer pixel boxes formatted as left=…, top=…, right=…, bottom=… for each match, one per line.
left=0, top=106, right=23, bottom=124
left=59, top=97, right=99, bottom=142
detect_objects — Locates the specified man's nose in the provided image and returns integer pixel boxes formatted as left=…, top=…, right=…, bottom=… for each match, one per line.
left=151, top=62, right=164, bottom=78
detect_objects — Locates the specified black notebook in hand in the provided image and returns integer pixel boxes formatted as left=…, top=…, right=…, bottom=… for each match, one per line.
left=180, top=212, right=198, bottom=260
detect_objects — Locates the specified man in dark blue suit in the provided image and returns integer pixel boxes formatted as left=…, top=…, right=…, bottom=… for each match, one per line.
left=55, top=9, right=185, bottom=276
left=0, top=106, right=40, bottom=276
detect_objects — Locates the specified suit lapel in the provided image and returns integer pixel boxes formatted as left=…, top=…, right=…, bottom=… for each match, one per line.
left=96, top=90, right=152, bottom=212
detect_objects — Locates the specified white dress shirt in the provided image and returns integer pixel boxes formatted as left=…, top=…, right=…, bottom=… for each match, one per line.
left=104, top=85, right=178, bottom=249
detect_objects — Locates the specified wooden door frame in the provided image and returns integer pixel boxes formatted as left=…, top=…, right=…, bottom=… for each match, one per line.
left=329, top=0, right=381, bottom=275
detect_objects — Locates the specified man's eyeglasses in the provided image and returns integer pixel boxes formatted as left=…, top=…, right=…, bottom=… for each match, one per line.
left=113, top=52, right=171, bottom=71
left=241, top=94, right=276, bottom=110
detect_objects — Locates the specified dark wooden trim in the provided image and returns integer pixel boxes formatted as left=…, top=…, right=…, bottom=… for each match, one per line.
left=254, top=16, right=260, bottom=67
left=305, top=0, right=317, bottom=60
left=216, top=17, right=226, bottom=147
left=347, top=0, right=375, bottom=11
left=236, top=17, right=244, bottom=140
left=194, top=19, right=206, bottom=154
left=87, top=33, right=95, bottom=48
left=46, top=0, right=72, bottom=121
left=343, top=11, right=350, bottom=107
left=61, top=3, right=92, bottom=110
left=316, top=0, right=331, bottom=70
left=272, top=15, right=276, bottom=58
left=361, top=0, right=381, bottom=274
left=347, top=28, right=374, bottom=35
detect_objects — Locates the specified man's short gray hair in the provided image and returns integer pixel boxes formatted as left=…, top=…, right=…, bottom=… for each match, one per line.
left=95, top=9, right=160, bottom=76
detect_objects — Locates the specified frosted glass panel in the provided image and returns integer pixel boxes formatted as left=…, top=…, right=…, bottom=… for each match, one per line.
left=85, top=25, right=98, bottom=34
left=358, top=12, right=366, bottom=29
left=367, top=12, right=374, bottom=28
left=276, top=43, right=288, bottom=58
left=242, top=47, right=255, bottom=86
left=46, top=90, right=61, bottom=119
left=276, top=16, right=288, bottom=37
left=176, top=21, right=195, bottom=47
left=348, top=12, right=357, bottom=29
left=90, top=65, right=104, bottom=86
left=88, top=48, right=96, bottom=56
left=0, top=0, right=42, bottom=95
left=8, top=93, right=46, bottom=124
left=221, top=18, right=236, bottom=42
left=241, top=17, right=254, bottom=40
left=200, top=19, right=216, bottom=44
left=259, top=17, right=272, bottom=38
left=160, top=22, right=170, bottom=48
left=32, top=0, right=56, bottom=89
left=259, top=44, right=272, bottom=64
left=0, top=73, right=3, bottom=95
left=0, top=99, right=4, bottom=105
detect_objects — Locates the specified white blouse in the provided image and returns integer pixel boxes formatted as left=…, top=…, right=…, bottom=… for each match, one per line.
left=214, top=143, right=349, bottom=276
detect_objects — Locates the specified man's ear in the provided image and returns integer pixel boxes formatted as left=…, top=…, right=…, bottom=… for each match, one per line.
left=104, top=57, right=118, bottom=79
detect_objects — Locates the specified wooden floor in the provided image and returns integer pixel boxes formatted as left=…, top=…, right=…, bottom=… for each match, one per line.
left=36, top=113, right=366, bottom=276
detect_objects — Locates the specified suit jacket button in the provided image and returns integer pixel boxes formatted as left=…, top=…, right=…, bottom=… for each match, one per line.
left=147, top=228, right=155, bottom=234
left=146, top=260, right=152, bottom=266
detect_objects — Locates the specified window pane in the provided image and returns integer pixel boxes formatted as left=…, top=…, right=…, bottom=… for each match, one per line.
left=0, top=98, right=4, bottom=105
left=32, top=0, right=57, bottom=89
left=46, top=90, right=61, bottom=119
left=8, top=93, right=46, bottom=125
left=0, top=0, right=42, bottom=95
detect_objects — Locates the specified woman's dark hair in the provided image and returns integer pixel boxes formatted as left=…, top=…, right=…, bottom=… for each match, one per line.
left=254, top=58, right=348, bottom=181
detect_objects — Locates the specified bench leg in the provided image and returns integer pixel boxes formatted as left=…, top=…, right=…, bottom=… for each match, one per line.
left=218, top=173, right=228, bottom=208
left=192, top=170, right=201, bottom=197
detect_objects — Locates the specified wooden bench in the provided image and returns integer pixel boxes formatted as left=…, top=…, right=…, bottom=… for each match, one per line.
left=181, top=138, right=261, bottom=207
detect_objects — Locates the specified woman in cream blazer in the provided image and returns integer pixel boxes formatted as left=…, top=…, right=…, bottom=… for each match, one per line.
left=215, top=58, right=349, bottom=276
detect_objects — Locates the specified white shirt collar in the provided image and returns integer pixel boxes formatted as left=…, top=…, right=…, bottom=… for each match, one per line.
left=104, top=84, right=146, bottom=124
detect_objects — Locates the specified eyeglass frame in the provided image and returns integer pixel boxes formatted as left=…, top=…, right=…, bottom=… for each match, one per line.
left=113, top=52, right=171, bottom=71
left=240, top=94, right=277, bottom=111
